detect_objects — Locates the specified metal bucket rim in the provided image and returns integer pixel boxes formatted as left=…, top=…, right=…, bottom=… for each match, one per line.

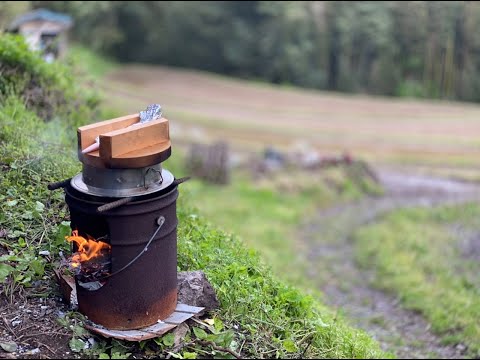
left=65, top=182, right=178, bottom=207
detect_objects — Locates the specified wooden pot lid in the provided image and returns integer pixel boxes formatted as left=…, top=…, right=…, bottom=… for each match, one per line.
left=78, top=113, right=171, bottom=169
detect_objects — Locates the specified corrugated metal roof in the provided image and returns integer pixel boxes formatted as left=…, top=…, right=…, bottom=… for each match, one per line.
left=9, top=8, right=73, bottom=31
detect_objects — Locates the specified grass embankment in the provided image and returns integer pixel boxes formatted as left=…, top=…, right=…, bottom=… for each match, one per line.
left=0, top=36, right=387, bottom=358
left=67, top=45, right=118, bottom=79
left=182, top=163, right=381, bottom=287
left=354, top=205, right=480, bottom=357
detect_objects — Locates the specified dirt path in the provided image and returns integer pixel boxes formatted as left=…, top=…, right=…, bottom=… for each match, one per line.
left=299, top=169, right=480, bottom=359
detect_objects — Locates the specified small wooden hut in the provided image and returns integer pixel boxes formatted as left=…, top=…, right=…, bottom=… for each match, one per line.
left=8, top=8, right=73, bottom=62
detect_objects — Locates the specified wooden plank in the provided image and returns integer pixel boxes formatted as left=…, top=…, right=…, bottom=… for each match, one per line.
left=84, top=322, right=176, bottom=341
left=99, top=118, right=169, bottom=160
left=53, top=270, right=77, bottom=305
left=83, top=302, right=205, bottom=341
left=77, top=113, right=140, bottom=152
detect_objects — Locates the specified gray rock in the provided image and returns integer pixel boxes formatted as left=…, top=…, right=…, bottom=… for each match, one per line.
left=177, top=271, right=219, bottom=311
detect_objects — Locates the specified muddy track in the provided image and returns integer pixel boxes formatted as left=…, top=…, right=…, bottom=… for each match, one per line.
left=299, top=170, right=480, bottom=359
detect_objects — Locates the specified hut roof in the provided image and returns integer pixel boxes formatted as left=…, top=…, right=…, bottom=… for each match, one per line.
left=9, top=8, right=73, bottom=31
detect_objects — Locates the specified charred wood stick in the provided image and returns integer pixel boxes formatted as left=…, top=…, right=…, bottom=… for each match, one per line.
left=173, top=176, right=191, bottom=186
left=97, top=177, right=190, bottom=212
left=196, top=340, right=242, bottom=359
left=2, top=316, right=17, bottom=338
left=47, top=178, right=71, bottom=191
left=97, top=197, right=133, bottom=213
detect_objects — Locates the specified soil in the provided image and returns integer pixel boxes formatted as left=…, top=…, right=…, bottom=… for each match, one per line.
left=0, top=280, right=78, bottom=359
left=298, top=168, right=480, bottom=359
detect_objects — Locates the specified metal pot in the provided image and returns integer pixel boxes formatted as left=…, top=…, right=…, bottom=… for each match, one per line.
left=70, top=163, right=175, bottom=198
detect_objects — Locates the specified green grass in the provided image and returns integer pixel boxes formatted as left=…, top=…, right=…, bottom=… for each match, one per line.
left=176, top=196, right=389, bottom=359
left=67, top=45, right=118, bottom=79
left=354, top=204, right=480, bottom=357
left=0, top=96, right=82, bottom=296
left=178, top=160, right=381, bottom=287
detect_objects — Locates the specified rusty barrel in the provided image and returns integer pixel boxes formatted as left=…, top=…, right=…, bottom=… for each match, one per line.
left=65, top=185, right=178, bottom=330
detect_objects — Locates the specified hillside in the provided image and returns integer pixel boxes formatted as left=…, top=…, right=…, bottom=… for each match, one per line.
left=0, top=35, right=387, bottom=359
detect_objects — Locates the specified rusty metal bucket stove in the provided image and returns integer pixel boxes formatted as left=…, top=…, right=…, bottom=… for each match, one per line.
left=49, top=106, right=202, bottom=340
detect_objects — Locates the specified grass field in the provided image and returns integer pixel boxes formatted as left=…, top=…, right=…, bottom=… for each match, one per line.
left=172, top=160, right=376, bottom=286
left=99, top=63, right=480, bottom=180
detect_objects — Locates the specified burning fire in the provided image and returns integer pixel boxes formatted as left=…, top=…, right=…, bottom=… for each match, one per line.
left=66, top=230, right=111, bottom=269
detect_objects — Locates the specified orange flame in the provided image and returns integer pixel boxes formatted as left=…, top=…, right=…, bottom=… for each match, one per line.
left=65, top=230, right=111, bottom=268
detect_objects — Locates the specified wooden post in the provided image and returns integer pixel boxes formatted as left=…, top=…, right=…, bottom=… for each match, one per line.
left=186, top=142, right=230, bottom=184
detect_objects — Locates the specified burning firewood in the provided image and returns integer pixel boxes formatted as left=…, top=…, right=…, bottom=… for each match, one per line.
left=64, top=230, right=111, bottom=284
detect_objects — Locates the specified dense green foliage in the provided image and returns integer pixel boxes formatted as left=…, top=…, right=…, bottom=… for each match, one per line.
left=26, top=1, right=480, bottom=102
left=0, top=96, right=80, bottom=297
left=354, top=205, right=480, bottom=357
left=0, top=35, right=99, bottom=296
left=0, top=33, right=100, bottom=121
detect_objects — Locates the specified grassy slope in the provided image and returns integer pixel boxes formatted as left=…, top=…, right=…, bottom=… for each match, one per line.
left=0, top=41, right=388, bottom=358
left=177, top=197, right=387, bottom=359
left=353, top=205, right=480, bottom=357
left=73, top=46, right=480, bottom=357
left=67, top=45, right=118, bottom=79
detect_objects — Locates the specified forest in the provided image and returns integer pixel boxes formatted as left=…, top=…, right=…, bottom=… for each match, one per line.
left=27, top=1, right=480, bottom=102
